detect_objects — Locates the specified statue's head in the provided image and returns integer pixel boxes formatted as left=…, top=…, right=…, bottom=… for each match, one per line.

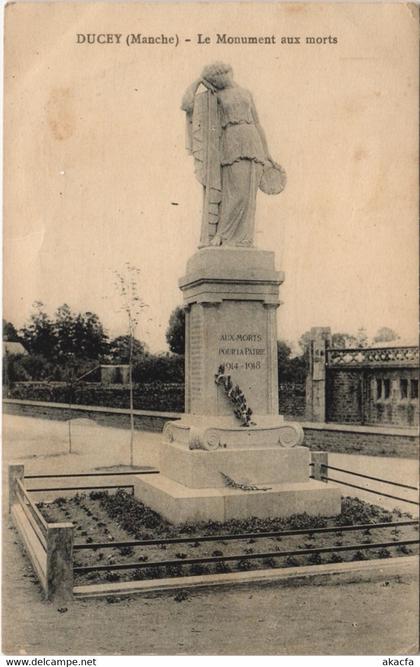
left=201, top=62, right=233, bottom=90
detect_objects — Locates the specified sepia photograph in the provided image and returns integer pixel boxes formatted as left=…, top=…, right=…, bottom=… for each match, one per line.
left=2, top=1, right=419, bottom=658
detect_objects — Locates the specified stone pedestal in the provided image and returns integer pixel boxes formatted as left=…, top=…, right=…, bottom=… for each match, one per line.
left=134, top=247, right=341, bottom=523
left=180, top=247, right=282, bottom=416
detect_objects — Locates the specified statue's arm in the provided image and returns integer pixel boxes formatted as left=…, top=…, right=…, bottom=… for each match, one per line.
left=181, top=78, right=202, bottom=113
left=251, top=96, right=273, bottom=163
left=181, top=77, right=218, bottom=113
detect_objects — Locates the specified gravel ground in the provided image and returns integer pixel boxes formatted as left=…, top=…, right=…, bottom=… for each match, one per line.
left=3, top=414, right=419, bottom=655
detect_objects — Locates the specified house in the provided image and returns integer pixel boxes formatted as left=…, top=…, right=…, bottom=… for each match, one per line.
left=3, top=341, right=28, bottom=356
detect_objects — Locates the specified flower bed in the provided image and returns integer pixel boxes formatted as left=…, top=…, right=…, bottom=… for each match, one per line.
left=36, top=492, right=418, bottom=586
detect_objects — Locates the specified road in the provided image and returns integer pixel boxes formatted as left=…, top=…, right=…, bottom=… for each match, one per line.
left=4, top=414, right=417, bottom=513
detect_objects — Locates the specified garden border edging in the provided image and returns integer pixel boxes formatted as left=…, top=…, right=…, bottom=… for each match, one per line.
left=73, top=555, right=418, bottom=599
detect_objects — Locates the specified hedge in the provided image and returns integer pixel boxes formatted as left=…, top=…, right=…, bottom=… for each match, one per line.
left=278, top=382, right=306, bottom=417
left=7, top=381, right=185, bottom=413
left=7, top=380, right=306, bottom=417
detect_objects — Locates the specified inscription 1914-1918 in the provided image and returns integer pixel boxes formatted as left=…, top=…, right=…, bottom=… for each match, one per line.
left=218, top=333, right=266, bottom=372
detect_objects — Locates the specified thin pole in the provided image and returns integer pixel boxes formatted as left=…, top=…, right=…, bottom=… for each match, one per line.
left=129, top=318, right=134, bottom=467
left=68, top=376, right=73, bottom=454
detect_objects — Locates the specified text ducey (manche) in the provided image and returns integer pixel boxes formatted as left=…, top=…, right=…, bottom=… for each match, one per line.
left=75, top=33, right=338, bottom=47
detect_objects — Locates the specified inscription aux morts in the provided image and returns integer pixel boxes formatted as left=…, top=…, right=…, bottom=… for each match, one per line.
left=218, top=333, right=266, bottom=371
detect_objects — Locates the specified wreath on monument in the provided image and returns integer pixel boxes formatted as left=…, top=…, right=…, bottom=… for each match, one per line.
left=214, top=364, right=255, bottom=427
left=219, top=472, right=271, bottom=492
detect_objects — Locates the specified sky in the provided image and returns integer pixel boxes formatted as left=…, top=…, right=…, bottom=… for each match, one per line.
left=4, top=2, right=419, bottom=353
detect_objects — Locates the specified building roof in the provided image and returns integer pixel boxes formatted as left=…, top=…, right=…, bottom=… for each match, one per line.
left=3, top=341, right=28, bottom=355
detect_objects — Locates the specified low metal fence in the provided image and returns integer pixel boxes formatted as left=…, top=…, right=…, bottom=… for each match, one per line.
left=310, top=452, right=419, bottom=507
left=73, top=536, right=420, bottom=576
left=9, top=458, right=419, bottom=599
left=71, top=515, right=419, bottom=578
left=8, top=464, right=158, bottom=600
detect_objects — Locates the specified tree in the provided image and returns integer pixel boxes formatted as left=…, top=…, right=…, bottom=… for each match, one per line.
left=166, top=306, right=185, bottom=355
left=20, top=302, right=57, bottom=358
left=20, top=302, right=109, bottom=363
left=277, top=340, right=308, bottom=384
left=331, top=332, right=358, bottom=348
left=355, top=327, right=368, bottom=348
left=113, top=263, right=148, bottom=466
left=9, top=353, right=54, bottom=381
left=109, top=335, right=147, bottom=363
left=298, top=331, right=312, bottom=354
left=132, top=352, right=184, bottom=383
left=3, top=319, right=19, bottom=342
left=299, top=328, right=371, bottom=351
left=72, top=311, right=109, bottom=359
left=287, top=355, right=308, bottom=384
left=54, top=304, right=76, bottom=358
left=373, top=327, right=400, bottom=344
left=277, top=340, right=292, bottom=366
left=54, top=304, right=109, bottom=360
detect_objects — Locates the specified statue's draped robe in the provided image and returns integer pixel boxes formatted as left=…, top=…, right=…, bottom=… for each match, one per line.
left=185, top=91, right=222, bottom=246
left=186, top=86, right=266, bottom=247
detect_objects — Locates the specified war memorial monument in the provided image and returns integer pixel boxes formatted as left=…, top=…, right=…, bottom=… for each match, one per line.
left=133, top=62, right=341, bottom=523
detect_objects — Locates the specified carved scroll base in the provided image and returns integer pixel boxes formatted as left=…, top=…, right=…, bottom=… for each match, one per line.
left=163, top=415, right=304, bottom=451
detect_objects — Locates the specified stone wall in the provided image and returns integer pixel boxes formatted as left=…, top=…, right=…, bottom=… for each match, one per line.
left=305, top=329, right=419, bottom=428
left=325, top=365, right=419, bottom=428
left=302, top=422, right=418, bottom=459
left=364, top=368, right=419, bottom=427
left=325, top=369, right=363, bottom=424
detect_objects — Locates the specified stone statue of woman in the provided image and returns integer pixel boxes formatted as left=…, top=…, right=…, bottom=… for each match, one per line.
left=181, top=62, right=286, bottom=248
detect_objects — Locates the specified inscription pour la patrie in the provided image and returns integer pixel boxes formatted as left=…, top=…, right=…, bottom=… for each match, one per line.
left=219, top=334, right=266, bottom=372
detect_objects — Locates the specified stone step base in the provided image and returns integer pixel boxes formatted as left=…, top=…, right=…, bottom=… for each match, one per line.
left=133, top=473, right=342, bottom=524
left=159, top=441, right=310, bottom=488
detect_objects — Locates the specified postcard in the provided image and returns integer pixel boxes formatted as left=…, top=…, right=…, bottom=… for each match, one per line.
left=3, top=1, right=419, bottom=658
